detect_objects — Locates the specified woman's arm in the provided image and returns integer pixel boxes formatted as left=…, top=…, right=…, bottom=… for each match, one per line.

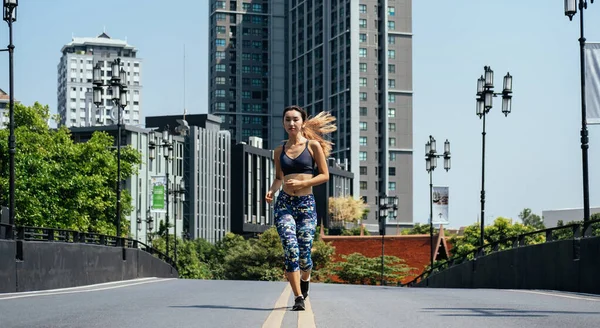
left=268, top=146, right=284, bottom=193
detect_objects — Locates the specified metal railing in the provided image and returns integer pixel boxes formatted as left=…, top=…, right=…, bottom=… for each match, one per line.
left=403, top=218, right=600, bottom=287
left=1, top=225, right=176, bottom=269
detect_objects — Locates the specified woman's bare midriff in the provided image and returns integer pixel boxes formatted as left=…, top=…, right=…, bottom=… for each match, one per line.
left=283, top=173, right=314, bottom=196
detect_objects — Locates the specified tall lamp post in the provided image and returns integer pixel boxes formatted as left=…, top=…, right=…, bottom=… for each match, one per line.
left=148, top=129, right=173, bottom=258
left=93, top=58, right=128, bottom=243
left=2, top=0, right=18, bottom=239
left=171, top=179, right=186, bottom=265
left=475, top=66, right=513, bottom=248
left=146, top=209, right=154, bottom=245
left=378, top=195, right=398, bottom=286
left=425, top=136, right=451, bottom=269
left=565, top=0, right=592, bottom=223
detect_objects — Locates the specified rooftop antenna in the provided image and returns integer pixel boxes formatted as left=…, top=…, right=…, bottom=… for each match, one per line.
left=175, top=44, right=189, bottom=136
left=183, top=43, right=187, bottom=120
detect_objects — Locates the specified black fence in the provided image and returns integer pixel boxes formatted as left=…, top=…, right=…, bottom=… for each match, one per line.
left=405, top=218, right=600, bottom=287
left=0, top=224, right=175, bottom=269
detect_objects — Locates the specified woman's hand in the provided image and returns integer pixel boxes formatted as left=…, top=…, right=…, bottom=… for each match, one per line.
left=285, top=179, right=306, bottom=191
left=265, top=190, right=274, bottom=204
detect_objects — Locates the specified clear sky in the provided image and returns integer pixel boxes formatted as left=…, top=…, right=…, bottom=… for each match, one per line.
left=0, top=0, right=599, bottom=229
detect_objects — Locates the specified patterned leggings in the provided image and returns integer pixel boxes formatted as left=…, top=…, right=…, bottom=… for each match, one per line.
left=274, top=191, right=317, bottom=273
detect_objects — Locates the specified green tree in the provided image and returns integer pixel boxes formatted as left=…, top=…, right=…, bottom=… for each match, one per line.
left=553, top=215, right=600, bottom=240
left=400, top=223, right=439, bottom=235
left=0, top=102, right=141, bottom=236
left=221, top=228, right=285, bottom=281
left=151, top=236, right=212, bottom=279
left=332, top=252, right=414, bottom=285
left=449, top=217, right=544, bottom=260
left=518, top=208, right=545, bottom=230
left=310, top=239, right=336, bottom=282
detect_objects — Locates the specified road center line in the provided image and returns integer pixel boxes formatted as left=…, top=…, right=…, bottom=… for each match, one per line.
left=298, top=297, right=316, bottom=328
left=0, top=278, right=175, bottom=301
left=507, top=290, right=600, bottom=302
left=262, top=284, right=291, bottom=328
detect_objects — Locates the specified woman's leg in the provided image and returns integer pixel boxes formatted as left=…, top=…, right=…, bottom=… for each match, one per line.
left=296, top=195, right=317, bottom=296
left=274, top=198, right=303, bottom=298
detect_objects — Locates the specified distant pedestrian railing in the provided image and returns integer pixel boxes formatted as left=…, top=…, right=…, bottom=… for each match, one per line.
left=404, top=217, right=600, bottom=287
left=1, top=224, right=175, bottom=269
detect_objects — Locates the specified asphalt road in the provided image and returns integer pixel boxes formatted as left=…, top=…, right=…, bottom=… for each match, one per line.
left=1, top=277, right=599, bottom=328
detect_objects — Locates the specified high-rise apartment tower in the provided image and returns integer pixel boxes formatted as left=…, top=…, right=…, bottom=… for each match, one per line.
left=57, top=32, right=143, bottom=128
left=208, top=0, right=286, bottom=149
left=287, top=0, right=413, bottom=232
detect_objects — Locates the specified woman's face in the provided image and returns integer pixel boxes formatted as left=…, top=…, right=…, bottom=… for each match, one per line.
left=284, top=109, right=304, bottom=136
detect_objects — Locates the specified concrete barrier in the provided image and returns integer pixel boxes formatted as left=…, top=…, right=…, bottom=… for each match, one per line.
left=0, top=240, right=178, bottom=293
left=416, top=237, right=600, bottom=294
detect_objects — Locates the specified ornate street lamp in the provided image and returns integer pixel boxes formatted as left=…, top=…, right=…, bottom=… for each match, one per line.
left=93, top=58, right=128, bottom=243
left=378, top=195, right=398, bottom=285
left=425, top=136, right=451, bottom=269
left=2, top=0, right=18, bottom=239
left=475, top=66, right=513, bottom=249
left=564, top=0, right=593, bottom=223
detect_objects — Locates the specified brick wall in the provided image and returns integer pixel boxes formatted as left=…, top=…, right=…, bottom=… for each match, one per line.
left=320, top=234, right=451, bottom=284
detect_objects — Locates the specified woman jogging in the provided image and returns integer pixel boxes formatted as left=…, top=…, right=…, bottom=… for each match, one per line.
left=265, top=105, right=336, bottom=311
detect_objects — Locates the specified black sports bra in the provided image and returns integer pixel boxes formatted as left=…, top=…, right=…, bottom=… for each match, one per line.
left=280, top=141, right=315, bottom=176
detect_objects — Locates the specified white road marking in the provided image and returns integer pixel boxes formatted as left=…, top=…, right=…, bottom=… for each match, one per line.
left=0, top=278, right=175, bottom=300
left=0, top=277, right=158, bottom=296
left=507, top=289, right=600, bottom=302
left=262, top=284, right=291, bottom=328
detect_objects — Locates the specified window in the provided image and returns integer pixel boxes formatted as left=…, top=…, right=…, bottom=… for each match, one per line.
left=215, top=102, right=226, bottom=110
left=360, top=166, right=367, bottom=175
left=216, top=64, right=226, bottom=72
left=388, top=50, right=396, bottom=59
left=360, top=33, right=367, bottom=43
left=388, top=35, right=396, bottom=44
left=215, top=90, right=225, bottom=97
left=360, top=181, right=368, bottom=190
left=359, top=122, right=367, bottom=130
left=359, top=78, right=367, bottom=87
left=388, top=7, right=395, bottom=16
left=360, top=107, right=367, bottom=116
left=359, top=4, right=367, bottom=13
left=216, top=13, right=226, bottom=21
left=359, top=19, right=367, bottom=28
left=359, top=151, right=367, bottom=161
left=216, top=51, right=226, bottom=59
left=360, top=63, right=367, bottom=72
left=360, top=92, right=367, bottom=101
left=216, top=39, right=226, bottom=47
left=216, top=26, right=226, bottom=34
left=389, top=167, right=396, bottom=176
left=215, top=77, right=226, bottom=84
left=359, top=136, right=367, bottom=146
left=359, top=48, right=367, bottom=57
left=388, top=64, right=396, bottom=73
left=388, top=21, right=395, bottom=30
left=388, top=79, right=396, bottom=88
left=388, top=108, right=396, bottom=117
left=389, top=138, right=396, bottom=147
left=388, top=94, right=396, bottom=103
left=389, top=123, right=396, bottom=131
left=390, top=153, right=397, bottom=161
left=389, top=182, right=396, bottom=191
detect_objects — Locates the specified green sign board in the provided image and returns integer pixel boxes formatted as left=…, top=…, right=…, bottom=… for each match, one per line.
left=150, top=176, right=166, bottom=213
left=152, top=184, right=165, bottom=210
